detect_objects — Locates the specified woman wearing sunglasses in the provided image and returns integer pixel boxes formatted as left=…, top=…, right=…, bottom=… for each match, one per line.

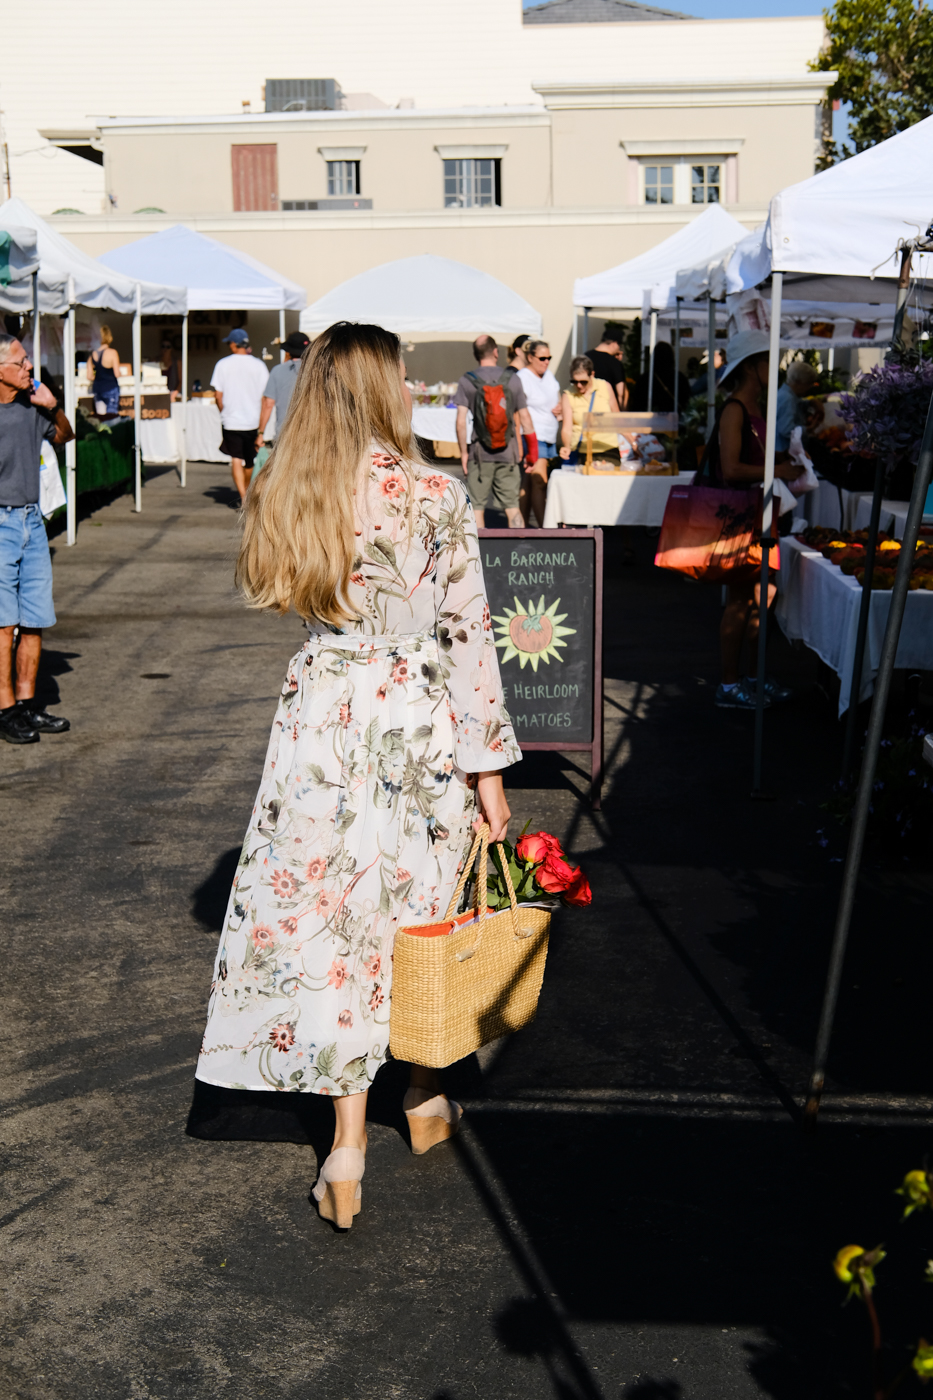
left=559, top=355, right=622, bottom=466
left=516, top=339, right=561, bottom=526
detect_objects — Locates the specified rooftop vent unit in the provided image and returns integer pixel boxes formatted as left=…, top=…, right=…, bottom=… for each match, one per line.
left=265, top=79, right=341, bottom=113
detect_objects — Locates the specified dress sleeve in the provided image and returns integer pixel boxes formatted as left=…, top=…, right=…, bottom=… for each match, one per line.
left=434, top=480, right=521, bottom=774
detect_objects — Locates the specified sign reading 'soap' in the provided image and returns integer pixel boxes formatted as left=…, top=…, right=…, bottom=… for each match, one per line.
left=478, top=529, right=603, bottom=750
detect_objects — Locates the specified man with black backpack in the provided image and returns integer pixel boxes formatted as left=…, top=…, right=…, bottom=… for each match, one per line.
left=454, top=335, right=536, bottom=528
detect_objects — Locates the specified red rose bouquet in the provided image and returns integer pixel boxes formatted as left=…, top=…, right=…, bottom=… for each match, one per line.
left=484, top=825, right=592, bottom=911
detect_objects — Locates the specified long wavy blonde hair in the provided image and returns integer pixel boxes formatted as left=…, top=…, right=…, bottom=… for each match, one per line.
left=236, top=321, right=423, bottom=625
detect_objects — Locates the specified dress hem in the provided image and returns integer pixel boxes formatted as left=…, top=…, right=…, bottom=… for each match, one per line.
left=194, top=1069, right=371, bottom=1098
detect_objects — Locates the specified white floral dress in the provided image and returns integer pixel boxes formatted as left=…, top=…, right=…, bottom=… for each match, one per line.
left=196, top=451, right=521, bottom=1096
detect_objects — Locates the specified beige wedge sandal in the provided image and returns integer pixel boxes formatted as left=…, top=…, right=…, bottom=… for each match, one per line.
left=312, top=1147, right=366, bottom=1228
left=403, top=1088, right=463, bottom=1155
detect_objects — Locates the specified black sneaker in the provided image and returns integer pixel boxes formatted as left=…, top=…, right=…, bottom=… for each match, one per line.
left=0, top=707, right=40, bottom=744
left=18, top=703, right=70, bottom=734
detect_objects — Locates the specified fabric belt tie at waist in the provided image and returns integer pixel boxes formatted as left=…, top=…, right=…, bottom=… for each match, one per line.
left=303, top=629, right=437, bottom=652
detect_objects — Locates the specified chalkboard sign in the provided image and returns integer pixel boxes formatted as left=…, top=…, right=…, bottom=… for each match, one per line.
left=478, top=528, right=604, bottom=805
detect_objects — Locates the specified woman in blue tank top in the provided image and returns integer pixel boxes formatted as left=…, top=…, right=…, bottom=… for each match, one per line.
left=88, top=325, right=121, bottom=417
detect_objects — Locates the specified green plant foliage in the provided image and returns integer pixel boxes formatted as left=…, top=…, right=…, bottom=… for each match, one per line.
left=811, top=0, right=933, bottom=166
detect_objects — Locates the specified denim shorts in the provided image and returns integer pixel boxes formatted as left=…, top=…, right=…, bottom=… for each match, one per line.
left=0, top=504, right=56, bottom=628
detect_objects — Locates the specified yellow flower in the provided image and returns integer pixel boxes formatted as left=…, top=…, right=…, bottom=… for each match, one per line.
left=833, top=1245, right=865, bottom=1285
left=833, top=1245, right=885, bottom=1301
left=913, top=1338, right=933, bottom=1380
left=897, top=1170, right=931, bottom=1220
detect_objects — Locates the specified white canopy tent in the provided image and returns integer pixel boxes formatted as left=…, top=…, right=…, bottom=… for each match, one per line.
left=99, top=225, right=306, bottom=486
left=0, top=198, right=186, bottom=542
left=300, top=255, right=542, bottom=337
left=571, top=204, right=750, bottom=412
left=724, top=113, right=933, bottom=299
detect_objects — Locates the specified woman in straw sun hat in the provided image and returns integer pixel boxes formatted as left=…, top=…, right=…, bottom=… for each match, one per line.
left=704, top=330, right=804, bottom=711
left=194, top=321, right=520, bottom=1229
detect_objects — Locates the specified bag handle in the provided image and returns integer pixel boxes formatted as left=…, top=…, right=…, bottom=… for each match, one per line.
left=444, top=823, right=519, bottom=932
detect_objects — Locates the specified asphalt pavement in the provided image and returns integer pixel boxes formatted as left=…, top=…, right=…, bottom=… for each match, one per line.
left=3, top=459, right=933, bottom=1400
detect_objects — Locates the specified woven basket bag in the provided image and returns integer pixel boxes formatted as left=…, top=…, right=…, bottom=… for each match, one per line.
left=389, top=824, right=552, bottom=1068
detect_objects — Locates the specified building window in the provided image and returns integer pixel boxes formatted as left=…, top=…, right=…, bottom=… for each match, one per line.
left=640, top=157, right=728, bottom=206
left=327, top=160, right=360, bottom=197
left=443, top=158, right=500, bottom=208
left=691, top=164, right=720, bottom=204
left=644, top=165, right=674, bottom=206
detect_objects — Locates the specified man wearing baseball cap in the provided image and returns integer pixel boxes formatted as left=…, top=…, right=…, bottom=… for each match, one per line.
left=256, top=330, right=309, bottom=454
left=210, top=328, right=269, bottom=503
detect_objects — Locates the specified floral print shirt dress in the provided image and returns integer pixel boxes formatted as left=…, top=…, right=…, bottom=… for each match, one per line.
left=196, top=450, right=521, bottom=1096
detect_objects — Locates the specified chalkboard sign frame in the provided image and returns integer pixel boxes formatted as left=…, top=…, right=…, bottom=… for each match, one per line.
left=478, top=528, right=604, bottom=808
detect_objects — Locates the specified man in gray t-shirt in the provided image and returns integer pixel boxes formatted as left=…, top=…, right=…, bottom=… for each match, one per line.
left=256, top=331, right=310, bottom=450
left=0, top=334, right=74, bottom=744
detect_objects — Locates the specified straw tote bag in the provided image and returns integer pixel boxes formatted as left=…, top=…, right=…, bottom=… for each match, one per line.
left=389, top=825, right=552, bottom=1068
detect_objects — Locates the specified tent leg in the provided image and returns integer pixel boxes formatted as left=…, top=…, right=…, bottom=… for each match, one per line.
left=571, top=308, right=578, bottom=359
left=827, top=345, right=834, bottom=375
left=841, top=457, right=885, bottom=778
left=674, top=297, right=681, bottom=419
left=891, top=247, right=913, bottom=347
left=64, top=279, right=77, bottom=546
left=133, top=283, right=142, bottom=513
left=583, top=307, right=589, bottom=354
left=706, top=296, right=716, bottom=440
left=279, top=308, right=286, bottom=362
left=647, top=309, right=657, bottom=412
left=32, top=271, right=40, bottom=389
left=180, top=313, right=188, bottom=488
left=804, top=382, right=933, bottom=1130
left=752, top=271, right=782, bottom=797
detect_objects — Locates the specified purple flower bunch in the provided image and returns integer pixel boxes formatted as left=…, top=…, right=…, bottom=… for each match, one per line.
left=838, top=359, right=933, bottom=467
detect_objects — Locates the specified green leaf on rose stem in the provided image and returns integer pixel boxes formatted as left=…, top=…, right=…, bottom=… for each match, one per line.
left=519, top=818, right=531, bottom=837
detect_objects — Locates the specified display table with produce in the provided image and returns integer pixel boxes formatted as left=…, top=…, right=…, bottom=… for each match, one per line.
left=777, top=528, right=933, bottom=715
left=542, top=468, right=694, bottom=529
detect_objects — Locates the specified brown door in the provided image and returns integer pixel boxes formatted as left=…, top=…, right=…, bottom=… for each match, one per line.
left=231, top=144, right=278, bottom=211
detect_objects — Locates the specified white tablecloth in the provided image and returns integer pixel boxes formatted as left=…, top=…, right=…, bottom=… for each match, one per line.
left=411, top=405, right=470, bottom=441
left=139, top=413, right=180, bottom=465
left=180, top=398, right=229, bottom=462
left=802, top=479, right=870, bottom=533
left=542, top=469, right=695, bottom=528
left=777, top=533, right=933, bottom=715
left=853, top=496, right=910, bottom=540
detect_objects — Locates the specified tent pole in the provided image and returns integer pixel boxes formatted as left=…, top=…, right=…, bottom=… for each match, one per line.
left=32, top=270, right=40, bottom=388
left=674, top=297, right=681, bottom=419
left=891, top=247, right=912, bottom=348
left=279, top=308, right=286, bottom=362
left=840, top=457, right=885, bottom=779
left=133, top=283, right=142, bottom=513
left=647, top=309, right=657, bottom=412
left=706, top=296, right=716, bottom=440
left=571, top=308, right=578, bottom=359
left=805, top=383, right=933, bottom=1130
left=827, top=345, right=834, bottom=375
left=180, top=313, right=188, bottom=489
left=583, top=307, right=589, bottom=353
left=752, top=271, right=782, bottom=797
left=64, top=276, right=77, bottom=546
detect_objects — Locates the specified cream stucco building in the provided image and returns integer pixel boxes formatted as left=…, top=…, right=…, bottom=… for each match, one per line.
left=1, top=0, right=832, bottom=380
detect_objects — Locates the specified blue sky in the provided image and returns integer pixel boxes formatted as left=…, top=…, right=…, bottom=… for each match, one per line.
left=522, top=1, right=822, bottom=13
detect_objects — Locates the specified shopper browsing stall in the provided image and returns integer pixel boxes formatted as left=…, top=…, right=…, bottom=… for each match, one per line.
left=87, top=325, right=122, bottom=417
left=559, top=356, right=621, bottom=466
left=704, top=331, right=803, bottom=710
left=210, top=329, right=269, bottom=503
left=517, top=339, right=560, bottom=526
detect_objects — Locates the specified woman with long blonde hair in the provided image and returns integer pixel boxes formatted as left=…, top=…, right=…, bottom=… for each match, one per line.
left=195, top=322, right=519, bottom=1228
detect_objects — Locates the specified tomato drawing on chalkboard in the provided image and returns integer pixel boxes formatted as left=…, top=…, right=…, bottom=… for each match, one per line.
left=492, top=596, right=576, bottom=672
